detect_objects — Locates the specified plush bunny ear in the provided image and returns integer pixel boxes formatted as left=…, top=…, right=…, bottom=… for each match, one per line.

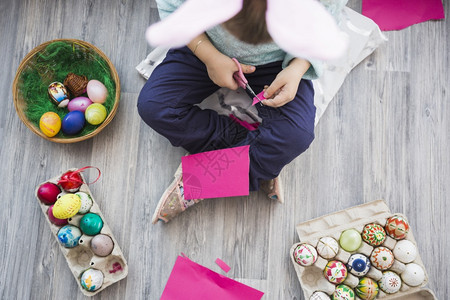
left=266, top=0, right=348, bottom=60
left=146, top=0, right=243, bottom=48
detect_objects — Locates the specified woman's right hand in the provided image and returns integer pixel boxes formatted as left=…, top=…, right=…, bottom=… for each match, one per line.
left=188, top=33, right=255, bottom=90
left=204, top=53, right=255, bottom=90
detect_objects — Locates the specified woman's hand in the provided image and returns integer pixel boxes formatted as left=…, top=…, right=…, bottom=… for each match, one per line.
left=205, top=53, right=255, bottom=90
left=188, top=33, right=255, bottom=90
left=262, top=58, right=310, bottom=107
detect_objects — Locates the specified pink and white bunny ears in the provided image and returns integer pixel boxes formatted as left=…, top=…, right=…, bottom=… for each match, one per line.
left=146, top=0, right=348, bottom=61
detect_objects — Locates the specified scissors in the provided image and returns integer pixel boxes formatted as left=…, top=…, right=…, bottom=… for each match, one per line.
left=232, top=58, right=263, bottom=105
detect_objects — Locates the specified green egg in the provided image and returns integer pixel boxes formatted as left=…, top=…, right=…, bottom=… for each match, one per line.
left=79, top=213, right=103, bottom=236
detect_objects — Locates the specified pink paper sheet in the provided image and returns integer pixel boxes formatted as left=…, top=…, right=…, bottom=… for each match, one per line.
left=181, top=146, right=250, bottom=200
left=161, top=255, right=264, bottom=300
left=362, top=0, right=445, bottom=31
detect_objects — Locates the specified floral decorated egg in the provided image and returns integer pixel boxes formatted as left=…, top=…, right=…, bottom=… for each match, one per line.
left=57, top=225, right=82, bottom=248
left=310, top=291, right=331, bottom=300
left=324, top=260, right=348, bottom=284
left=347, top=253, right=371, bottom=277
left=378, top=271, right=402, bottom=294
left=362, top=223, right=386, bottom=246
left=401, top=263, right=425, bottom=287
left=339, top=229, right=362, bottom=252
left=76, top=192, right=93, bottom=214
left=355, top=277, right=379, bottom=300
left=293, top=243, right=318, bottom=266
left=385, top=215, right=409, bottom=240
left=370, top=246, right=394, bottom=270
left=332, top=284, right=355, bottom=300
left=80, top=268, right=104, bottom=291
left=393, top=239, right=417, bottom=263
left=316, top=236, right=339, bottom=259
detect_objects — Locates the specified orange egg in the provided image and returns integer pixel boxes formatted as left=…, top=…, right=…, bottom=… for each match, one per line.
left=39, top=112, right=61, bottom=137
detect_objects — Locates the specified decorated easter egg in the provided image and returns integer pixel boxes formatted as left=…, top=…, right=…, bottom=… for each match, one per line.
left=293, top=243, right=317, bottom=266
left=59, top=170, right=83, bottom=192
left=339, top=229, right=362, bottom=252
left=80, top=268, right=104, bottom=291
left=316, top=236, right=339, bottom=259
left=393, top=239, right=417, bottom=263
left=310, top=291, right=331, bottom=300
left=355, top=277, right=379, bottom=300
left=39, top=112, right=61, bottom=137
left=61, top=111, right=85, bottom=135
left=378, top=271, right=401, bottom=294
left=385, top=215, right=409, bottom=240
left=362, top=223, right=386, bottom=246
left=80, top=213, right=103, bottom=236
left=332, top=284, right=355, bottom=300
left=37, top=182, right=61, bottom=205
left=85, top=103, right=107, bottom=125
left=91, top=234, right=114, bottom=257
left=75, top=192, right=93, bottom=214
left=401, top=263, right=425, bottom=286
left=67, top=96, right=93, bottom=113
left=47, top=205, right=68, bottom=226
left=324, top=260, right=347, bottom=284
left=48, top=82, right=70, bottom=107
left=87, top=80, right=107, bottom=103
left=347, top=253, right=371, bottom=277
left=53, top=193, right=81, bottom=219
left=57, top=225, right=82, bottom=248
left=370, top=246, right=394, bottom=270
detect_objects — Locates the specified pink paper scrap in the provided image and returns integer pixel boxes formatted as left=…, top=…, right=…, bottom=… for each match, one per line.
left=215, top=258, right=231, bottom=273
left=252, top=91, right=266, bottom=106
left=362, top=0, right=445, bottom=31
left=181, top=145, right=250, bottom=200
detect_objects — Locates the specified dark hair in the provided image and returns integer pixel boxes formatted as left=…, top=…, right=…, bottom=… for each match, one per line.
left=223, top=0, right=272, bottom=44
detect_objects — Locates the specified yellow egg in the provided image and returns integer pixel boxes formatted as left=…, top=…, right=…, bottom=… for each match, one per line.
left=85, top=103, right=107, bottom=125
left=39, top=112, right=61, bottom=137
left=53, top=194, right=82, bottom=219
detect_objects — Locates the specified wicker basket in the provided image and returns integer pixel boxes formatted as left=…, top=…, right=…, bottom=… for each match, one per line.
left=12, top=39, right=120, bottom=143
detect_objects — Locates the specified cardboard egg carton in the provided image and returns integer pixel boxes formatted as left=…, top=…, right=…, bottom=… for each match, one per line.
left=35, top=169, right=128, bottom=296
left=290, top=200, right=436, bottom=299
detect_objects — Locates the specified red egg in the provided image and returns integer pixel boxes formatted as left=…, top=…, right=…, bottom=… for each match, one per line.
left=47, top=205, right=69, bottom=226
left=59, top=171, right=84, bottom=192
left=37, top=182, right=61, bottom=205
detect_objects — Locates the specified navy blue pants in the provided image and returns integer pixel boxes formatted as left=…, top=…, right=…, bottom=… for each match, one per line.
left=138, top=47, right=316, bottom=191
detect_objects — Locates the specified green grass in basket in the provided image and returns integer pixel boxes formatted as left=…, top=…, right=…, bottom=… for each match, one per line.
left=19, top=41, right=116, bottom=138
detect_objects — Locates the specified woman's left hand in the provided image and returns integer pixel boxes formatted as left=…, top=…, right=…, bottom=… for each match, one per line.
left=262, top=58, right=310, bottom=108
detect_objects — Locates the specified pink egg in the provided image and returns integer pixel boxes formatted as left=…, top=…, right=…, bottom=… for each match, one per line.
left=67, top=97, right=93, bottom=113
left=87, top=80, right=108, bottom=104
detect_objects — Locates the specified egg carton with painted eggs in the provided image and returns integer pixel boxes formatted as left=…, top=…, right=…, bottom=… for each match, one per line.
left=35, top=169, right=128, bottom=297
left=290, top=200, right=436, bottom=300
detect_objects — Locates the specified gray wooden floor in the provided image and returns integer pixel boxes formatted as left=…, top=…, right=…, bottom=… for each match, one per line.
left=1, top=0, right=448, bottom=299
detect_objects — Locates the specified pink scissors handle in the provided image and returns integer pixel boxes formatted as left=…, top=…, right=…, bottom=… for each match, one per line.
left=232, top=58, right=247, bottom=89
